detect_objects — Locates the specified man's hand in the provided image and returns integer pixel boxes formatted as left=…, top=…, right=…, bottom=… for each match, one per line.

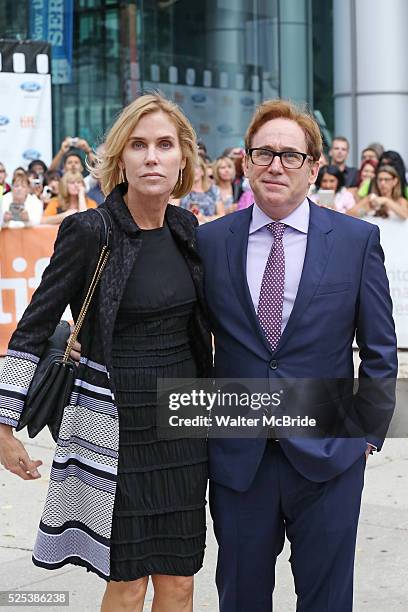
left=0, top=426, right=42, bottom=480
left=77, top=138, right=92, bottom=154
left=20, top=209, right=29, bottom=222
left=60, top=137, right=72, bottom=154
left=365, top=443, right=375, bottom=461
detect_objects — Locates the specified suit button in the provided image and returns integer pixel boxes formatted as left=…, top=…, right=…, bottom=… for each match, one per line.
left=269, top=359, right=278, bottom=370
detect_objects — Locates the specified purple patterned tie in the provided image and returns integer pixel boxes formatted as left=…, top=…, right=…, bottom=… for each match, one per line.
left=257, top=222, right=286, bottom=351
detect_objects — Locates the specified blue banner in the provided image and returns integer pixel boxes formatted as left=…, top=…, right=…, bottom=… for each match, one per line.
left=29, top=0, right=73, bottom=84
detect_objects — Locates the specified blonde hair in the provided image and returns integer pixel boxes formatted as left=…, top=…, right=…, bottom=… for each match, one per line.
left=58, top=171, right=85, bottom=211
left=245, top=99, right=322, bottom=162
left=194, top=156, right=210, bottom=192
left=213, top=156, right=236, bottom=184
left=94, top=93, right=198, bottom=197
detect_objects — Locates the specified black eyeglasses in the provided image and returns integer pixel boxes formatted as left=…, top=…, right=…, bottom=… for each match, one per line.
left=246, top=148, right=313, bottom=169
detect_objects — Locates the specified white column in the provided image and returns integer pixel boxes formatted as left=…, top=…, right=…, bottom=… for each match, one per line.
left=333, top=0, right=408, bottom=166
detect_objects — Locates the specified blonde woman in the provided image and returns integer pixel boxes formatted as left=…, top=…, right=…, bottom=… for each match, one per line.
left=42, top=170, right=97, bottom=224
left=0, top=94, right=212, bottom=612
left=180, top=155, right=224, bottom=221
left=213, top=156, right=237, bottom=213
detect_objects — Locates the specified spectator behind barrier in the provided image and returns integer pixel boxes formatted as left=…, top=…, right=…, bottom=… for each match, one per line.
left=378, top=150, right=408, bottom=198
left=311, top=164, right=355, bottom=213
left=355, top=159, right=378, bottom=200
left=12, top=167, right=27, bottom=182
left=361, top=147, right=380, bottom=163
left=197, top=140, right=208, bottom=160
left=223, top=146, right=246, bottom=201
left=28, top=159, right=48, bottom=179
left=213, top=156, right=236, bottom=214
left=0, top=162, right=11, bottom=195
left=27, top=170, right=44, bottom=200
left=62, top=151, right=84, bottom=175
left=365, top=141, right=384, bottom=160
left=49, top=136, right=97, bottom=173
left=349, top=164, right=408, bottom=220
left=41, top=171, right=61, bottom=209
left=179, top=155, right=224, bottom=222
left=329, top=136, right=359, bottom=187
left=0, top=174, right=43, bottom=228
left=42, top=170, right=97, bottom=225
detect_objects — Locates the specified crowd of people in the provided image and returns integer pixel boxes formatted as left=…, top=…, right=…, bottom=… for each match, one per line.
left=1, top=132, right=408, bottom=228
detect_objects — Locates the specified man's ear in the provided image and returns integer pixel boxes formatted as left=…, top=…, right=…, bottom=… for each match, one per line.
left=243, top=154, right=250, bottom=177
left=309, top=161, right=320, bottom=185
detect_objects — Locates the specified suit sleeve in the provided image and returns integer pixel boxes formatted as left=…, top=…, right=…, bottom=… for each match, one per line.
left=354, top=224, right=398, bottom=450
left=0, top=214, right=89, bottom=428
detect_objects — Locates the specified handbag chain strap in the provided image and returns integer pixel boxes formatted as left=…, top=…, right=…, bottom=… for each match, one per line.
left=63, top=236, right=111, bottom=363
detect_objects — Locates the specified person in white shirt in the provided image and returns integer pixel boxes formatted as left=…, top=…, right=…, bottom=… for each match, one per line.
left=0, top=174, right=43, bottom=228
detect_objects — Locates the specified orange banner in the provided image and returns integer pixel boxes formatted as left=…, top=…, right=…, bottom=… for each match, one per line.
left=0, top=226, right=58, bottom=355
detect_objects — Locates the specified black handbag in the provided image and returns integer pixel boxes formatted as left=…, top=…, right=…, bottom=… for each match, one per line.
left=16, top=208, right=112, bottom=442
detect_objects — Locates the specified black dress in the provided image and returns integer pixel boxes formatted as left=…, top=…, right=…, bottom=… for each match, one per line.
left=109, top=224, right=208, bottom=581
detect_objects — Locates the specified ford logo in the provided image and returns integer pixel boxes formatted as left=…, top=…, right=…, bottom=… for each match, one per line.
left=240, top=97, right=254, bottom=107
left=0, top=116, right=10, bottom=126
left=20, top=82, right=41, bottom=92
left=217, top=124, right=233, bottom=135
left=191, top=93, right=206, bottom=104
left=23, top=149, right=41, bottom=160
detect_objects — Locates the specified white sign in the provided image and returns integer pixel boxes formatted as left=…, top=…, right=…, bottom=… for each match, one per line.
left=367, top=217, right=408, bottom=347
left=0, top=71, right=52, bottom=172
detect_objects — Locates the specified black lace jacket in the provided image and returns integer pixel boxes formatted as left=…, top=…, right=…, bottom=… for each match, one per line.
left=9, top=183, right=213, bottom=385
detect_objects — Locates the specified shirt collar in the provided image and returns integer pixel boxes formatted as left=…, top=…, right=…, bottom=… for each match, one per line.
left=249, top=198, right=310, bottom=235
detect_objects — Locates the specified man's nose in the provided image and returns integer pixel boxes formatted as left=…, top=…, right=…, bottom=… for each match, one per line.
left=267, top=155, right=283, bottom=173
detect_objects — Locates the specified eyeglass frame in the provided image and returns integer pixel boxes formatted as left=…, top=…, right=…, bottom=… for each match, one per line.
left=246, top=147, right=314, bottom=169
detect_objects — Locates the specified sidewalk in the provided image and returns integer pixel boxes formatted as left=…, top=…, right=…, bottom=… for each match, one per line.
left=1, top=354, right=407, bottom=611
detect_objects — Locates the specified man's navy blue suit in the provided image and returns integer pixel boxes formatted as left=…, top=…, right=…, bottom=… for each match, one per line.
left=196, top=201, right=397, bottom=612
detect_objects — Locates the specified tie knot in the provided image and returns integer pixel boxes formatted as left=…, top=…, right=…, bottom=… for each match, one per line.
left=267, top=222, right=286, bottom=241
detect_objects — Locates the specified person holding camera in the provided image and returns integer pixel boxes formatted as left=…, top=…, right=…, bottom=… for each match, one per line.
left=0, top=174, right=43, bottom=228
left=48, top=136, right=97, bottom=174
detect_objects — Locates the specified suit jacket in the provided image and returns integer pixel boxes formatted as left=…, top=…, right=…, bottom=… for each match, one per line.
left=0, top=184, right=212, bottom=579
left=196, top=201, right=397, bottom=491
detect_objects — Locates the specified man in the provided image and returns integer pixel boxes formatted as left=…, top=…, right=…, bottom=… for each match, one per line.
left=49, top=136, right=96, bottom=173
left=196, top=100, right=397, bottom=611
left=329, top=136, right=359, bottom=187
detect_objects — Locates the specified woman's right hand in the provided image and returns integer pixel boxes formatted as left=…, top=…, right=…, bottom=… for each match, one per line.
left=0, top=425, right=42, bottom=480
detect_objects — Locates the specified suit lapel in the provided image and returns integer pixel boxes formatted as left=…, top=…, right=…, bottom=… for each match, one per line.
left=275, top=202, right=334, bottom=352
left=226, top=206, right=272, bottom=353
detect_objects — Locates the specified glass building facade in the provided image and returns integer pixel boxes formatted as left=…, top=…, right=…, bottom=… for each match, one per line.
left=1, top=0, right=333, bottom=159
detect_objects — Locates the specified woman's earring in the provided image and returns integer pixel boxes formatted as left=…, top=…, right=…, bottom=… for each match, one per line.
left=179, top=168, right=183, bottom=185
left=120, top=167, right=127, bottom=183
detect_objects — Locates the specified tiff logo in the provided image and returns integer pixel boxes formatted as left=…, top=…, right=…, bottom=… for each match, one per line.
left=20, top=116, right=36, bottom=128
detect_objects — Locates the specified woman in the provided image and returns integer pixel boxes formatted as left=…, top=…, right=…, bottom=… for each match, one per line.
left=0, top=174, right=43, bottom=227
left=0, top=94, right=212, bottom=611
left=213, top=156, right=236, bottom=214
left=42, top=170, right=97, bottom=224
left=311, top=164, right=355, bottom=213
left=0, top=161, right=11, bottom=195
left=350, top=164, right=408, bottom=220
left=378, top=150, right=408, bottom=197
left=353, top=159, right=378, bottom=200
left=180, top=156, right=224, bottom=221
